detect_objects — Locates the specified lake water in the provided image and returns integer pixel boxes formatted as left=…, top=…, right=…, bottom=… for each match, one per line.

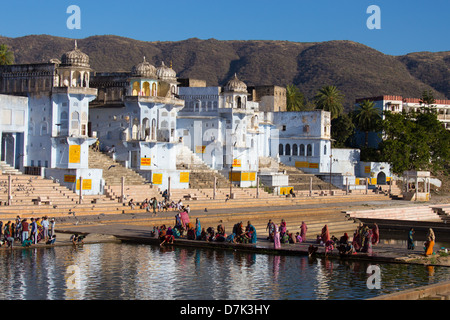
left=0, top=242, right=449, bottom=300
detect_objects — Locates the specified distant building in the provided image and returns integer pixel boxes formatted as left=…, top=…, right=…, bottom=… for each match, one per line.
left=355, top=95, right=450, bottom=147
left=248, top=85, right=287, bottom=112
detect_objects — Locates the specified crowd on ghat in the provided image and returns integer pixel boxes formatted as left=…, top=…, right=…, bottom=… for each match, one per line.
left=127, top=189, right=190, bottom=216
left=0, top=216, right=57, bottom=249
left=0, top=191, right=437, bottom=257
left=151, top=208, right=438, bottom=257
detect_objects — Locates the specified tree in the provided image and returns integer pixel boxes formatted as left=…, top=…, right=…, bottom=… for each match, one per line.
left=353, top=100, right=382, bottom=147
left=0, top=44, right=14, bottom=65
left=379, top=110, right=450, bottom=175
left=331, top=113, right=355, bottom=147
left=419, top=90, right=436, bottom=107
left=314, top=85, right=344, bottom=119
left=286, top=84, right=305, bottom=111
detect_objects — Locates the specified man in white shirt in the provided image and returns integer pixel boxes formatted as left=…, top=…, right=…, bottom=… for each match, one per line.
left=42, top=216, right=50, bottom=243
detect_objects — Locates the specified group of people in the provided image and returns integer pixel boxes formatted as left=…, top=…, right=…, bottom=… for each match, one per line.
left=266, top=219, right=308, bottom=249
left=151, top=208, right=259, bottom=247
left=0, top=216, right=56, bottom=249
left=408, top=227, right=436, bottom=256
left=127, top=190, right=189, bottom=217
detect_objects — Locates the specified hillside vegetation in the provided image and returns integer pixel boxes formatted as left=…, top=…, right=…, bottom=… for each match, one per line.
left=0, top=34, right=449, bottom=110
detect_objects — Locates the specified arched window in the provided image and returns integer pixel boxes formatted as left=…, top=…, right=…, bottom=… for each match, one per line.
left=293, top=144, right=298, bottom=156
left=143, top=82, right=150, bottom=96
left=307, top=144, right=313, bottom=157
left=236, top=96, right=242, bottom=108
left=324, top=145, right=327, bottom=155
left=132, top=82, right=140, bottom=96
left=132, top=124, right=138, bottom=140
left=285, top=144, right=291, bottom=156
left=40, top=122, right=48, bottom=136
left=279, top=144, right=284, bottom=156
left=71, top=112, right=80, bottom=136
left=300, top=144, right=305, bottom=156
left=143, top=118, right=150, bottom=139
left=151, top=119, right=156, bottom=140
left=152, top=83, right=157, bottom=96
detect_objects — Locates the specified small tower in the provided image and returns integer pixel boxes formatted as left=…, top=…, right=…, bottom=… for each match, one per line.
left=223, top=74, right=248, bottom=109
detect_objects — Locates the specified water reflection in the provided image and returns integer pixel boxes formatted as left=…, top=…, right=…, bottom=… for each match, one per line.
left=0, top=243, right=449, bottom=300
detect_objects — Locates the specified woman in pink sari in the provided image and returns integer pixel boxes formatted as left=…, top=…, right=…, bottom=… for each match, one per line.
left=300, top=221, right=307, bottom=241
left=274, top=224, right=281, bottom=249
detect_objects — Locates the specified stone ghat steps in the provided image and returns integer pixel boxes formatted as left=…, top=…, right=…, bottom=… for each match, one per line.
left=178, top=193, right=389, bottom=211
left=430, top=204, right=450, bottom=223
left=169, top=187, right=279, bottom=201
left=278, top=163, right=333, bottom=190
left=55, top=207, right=359, bottom=239
left=188, top=171, right=231, bottom=189
left=88, top=149, right=148, bottom=186
left=344, top=206, right=443, bottom=222
left=0, top=161, right=22, bottom=175
left=104, top=184, right=161, bottom=202
left=0, top=176, right=81, bottom=205
left=0, top=191, right=389, bottom=222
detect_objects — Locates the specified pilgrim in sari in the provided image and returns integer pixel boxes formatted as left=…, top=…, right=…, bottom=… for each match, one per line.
left=372, top=223, right=379, bottom=245
left=300, top=221, right=307, bottom=241
left=362, top=229, right=373, bottom=254
left=36, top=218, right=44, bottom=243
left=340, top=233, right=349, bottom=244
left=425, top=228, right=435, bottom=256
left=280, top=219, right=287, bottom=238
left=267, top=220, right=275, bottom=241
left=273, top=224, right=281, bottom=249
left=407, top=228, right=415, bottom=250
left=321, top=225, right=330, bottom=244
left=195, top=218, right=202, bottom=240
left=247, top=221, right=257, bottom=244
left=180, top=211, right=190, bottom=229
left=325, top=239, right=334, bottom=255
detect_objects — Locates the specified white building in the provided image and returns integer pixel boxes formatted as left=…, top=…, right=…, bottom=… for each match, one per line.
left=89, top=58, right=187, bottom=190
left=177, top=74, right=272, bottom=187
left=0, top=43, right=102, bottom=195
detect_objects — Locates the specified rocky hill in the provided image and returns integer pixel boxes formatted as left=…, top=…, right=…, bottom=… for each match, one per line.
left=1, top=34, right=448, bottom=110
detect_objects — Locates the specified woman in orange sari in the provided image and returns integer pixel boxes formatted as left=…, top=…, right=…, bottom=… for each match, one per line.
left=321, top=225, right=330, bottom=244
left=425, top=228, right=435, bottom=256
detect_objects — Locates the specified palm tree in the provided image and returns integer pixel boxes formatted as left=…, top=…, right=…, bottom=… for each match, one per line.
left=419, top=90, right=436, bottom=113
left=286, top=84, right=304, bottom=111
left=314, top=85, right=344, bottom=119
left=0, top=44, right=14, bottom=65
left=354, top=100, right=381, bottom=147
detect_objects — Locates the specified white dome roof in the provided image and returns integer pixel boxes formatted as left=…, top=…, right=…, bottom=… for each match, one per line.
left=61, top=41, right=90, bottom=67
left=156, top=61, right=177, bottom=81
left=131, top=57, right=157, bottom=78
left=225, top=73, right=247, bottom=93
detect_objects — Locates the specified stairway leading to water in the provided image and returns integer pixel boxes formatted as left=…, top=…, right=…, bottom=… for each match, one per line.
left=0, top=161, right=22, bottom=175
left=278, top=162, right=336, bottom=191
left=88, top=149, right=149, bottom=186
left=176, top=145, right=230, bottom=189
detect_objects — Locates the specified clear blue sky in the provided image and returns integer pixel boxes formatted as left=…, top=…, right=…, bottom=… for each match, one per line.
left=0, top=0, right=449, bottom=55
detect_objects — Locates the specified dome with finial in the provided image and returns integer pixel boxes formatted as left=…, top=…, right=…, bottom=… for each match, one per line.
left=225, top=73, right=247, bottom=93
left=61, top=41, right=90, bottom=67
left=131, top=57, right=157, bottom=78
left=156, top=61, right=177, bottom=81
